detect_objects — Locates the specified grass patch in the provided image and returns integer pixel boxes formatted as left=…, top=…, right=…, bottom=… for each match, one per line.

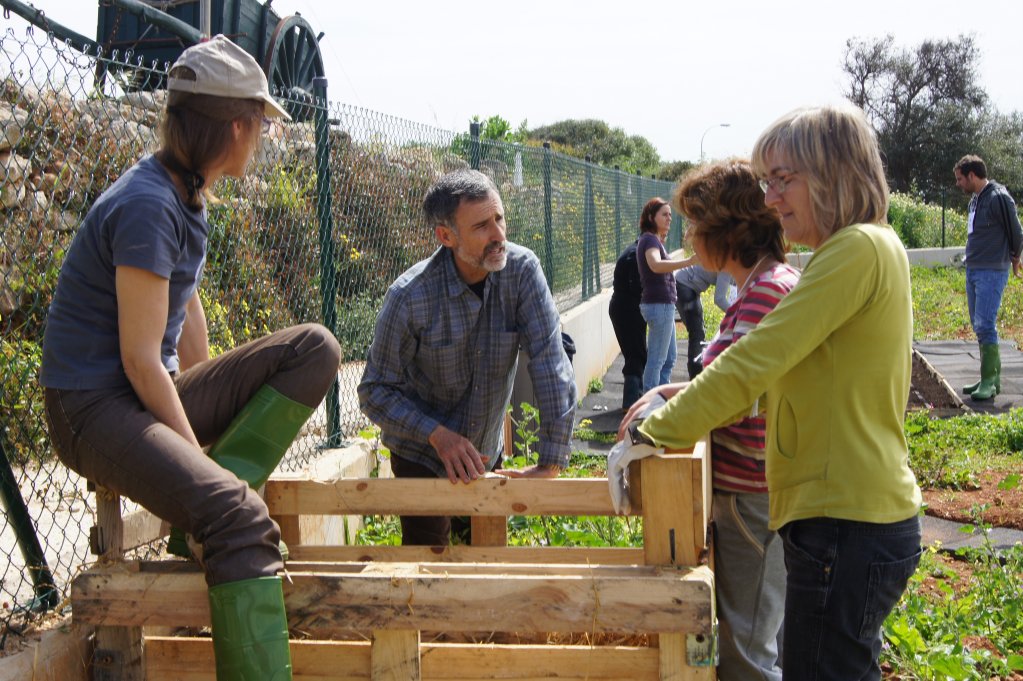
left=912, top=265, right=1023, bottom=348
left=906, top=408, right=1023, bottom=489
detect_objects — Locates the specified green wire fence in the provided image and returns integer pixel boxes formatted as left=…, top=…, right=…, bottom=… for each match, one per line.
left=0, top=29, right=680, bottom=637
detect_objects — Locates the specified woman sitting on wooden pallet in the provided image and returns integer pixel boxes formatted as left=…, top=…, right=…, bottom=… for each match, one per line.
left=39, top=36, right=340, bottom=681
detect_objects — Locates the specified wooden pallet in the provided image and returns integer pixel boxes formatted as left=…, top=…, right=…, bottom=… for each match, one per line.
left=76, top=442, right=716, bottom=680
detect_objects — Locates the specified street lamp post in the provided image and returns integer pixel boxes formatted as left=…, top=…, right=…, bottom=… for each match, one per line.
left=700, top=123, right=731, bottom=163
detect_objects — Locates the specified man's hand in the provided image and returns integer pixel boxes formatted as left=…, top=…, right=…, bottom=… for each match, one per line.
left=1013, top=256, right=1021, bottom=279
left=499, top=463, right=562, bottom=479
left=429, top=425, right=489, bottom=484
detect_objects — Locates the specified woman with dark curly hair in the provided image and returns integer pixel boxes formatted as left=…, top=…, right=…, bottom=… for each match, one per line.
left=634, top=159, right=798, bottom=680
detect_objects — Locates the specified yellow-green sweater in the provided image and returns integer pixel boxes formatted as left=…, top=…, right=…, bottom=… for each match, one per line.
left=640, top=224, right=922, bottom=529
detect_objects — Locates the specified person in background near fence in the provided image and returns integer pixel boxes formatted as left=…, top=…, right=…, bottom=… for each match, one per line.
left=636, top=197, right=691, bottom=391
left=954, top=155, right=1023, bottom=401
left=674, top=264, right=734, bottom=379
left=642, top=159, right=799, bottom=680
left=39, top=36, right=341, bottom=681
left=358, top=169, right=577, bottom=545
left=617, top=104, right=922, bottom=681
left=609, top=238, right=647, bottom=409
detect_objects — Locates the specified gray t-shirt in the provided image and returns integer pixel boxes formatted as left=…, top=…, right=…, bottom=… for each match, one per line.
left=41, top=155, right=209, bottom=390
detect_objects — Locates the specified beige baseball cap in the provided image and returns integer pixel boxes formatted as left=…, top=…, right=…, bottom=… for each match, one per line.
left=167, top=34, right=291, bottom=121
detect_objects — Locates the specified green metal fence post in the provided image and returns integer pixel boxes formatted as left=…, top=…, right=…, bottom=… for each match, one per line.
left=589, top=162, right=600, bottom=294
left=582, top=156, right=593, bottom=299
left=636, top=170, right=643, bottom=223
left=542, top=142, right=554, bottom=291
left=941, top=187, right=947, bottom=249
left=313, top=77, right=341, bottom=447
left=0, top=439, right=57, bottom=613
left=469, top=122, right=481, bottom=170
left=614, top=165, right=622, bottom=257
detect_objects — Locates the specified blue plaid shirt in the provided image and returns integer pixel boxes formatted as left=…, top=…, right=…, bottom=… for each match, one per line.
left=358, top=243, right=577, bottom=476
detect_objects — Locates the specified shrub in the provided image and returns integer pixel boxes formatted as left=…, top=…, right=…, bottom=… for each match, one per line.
left=888, top=192, right=967, bottom=248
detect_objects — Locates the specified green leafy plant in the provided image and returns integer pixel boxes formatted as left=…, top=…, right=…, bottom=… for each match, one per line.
left=882, top=480, right=1023, bottom=679
left=573, top=418, right=615, bottom=444
left=587, top=377, right=604, bottom=394
left=905, top=409, right=1023, bottom=489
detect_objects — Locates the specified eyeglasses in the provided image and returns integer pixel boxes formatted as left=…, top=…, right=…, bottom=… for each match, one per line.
left=759, top=171, right=798, bottom=195
left=261, top=117, right=272, bottom=134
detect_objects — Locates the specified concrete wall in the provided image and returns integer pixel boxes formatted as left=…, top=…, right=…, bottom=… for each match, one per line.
left=536, top=246, right=968, bottom=412
left=788, top=246, right=966, bottom=269
left=510, top=290, right=620, bottom=420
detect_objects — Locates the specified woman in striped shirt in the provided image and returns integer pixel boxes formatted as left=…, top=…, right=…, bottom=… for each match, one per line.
left=651, top=159, right=800, bottom=681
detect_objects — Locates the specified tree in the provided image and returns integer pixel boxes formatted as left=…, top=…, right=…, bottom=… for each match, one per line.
left=975, top=111, right=1023, bottom=198
left=843, top=34, right=987, bottom=202
left=527, top=119, right=662, bottom=176
left=472, top=114, right=529, bottom=144
left=657, top=160, right=697, bottom=182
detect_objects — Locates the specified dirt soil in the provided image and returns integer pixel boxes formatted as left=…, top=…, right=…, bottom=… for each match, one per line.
left=922, top=470, right=1023, bottom=530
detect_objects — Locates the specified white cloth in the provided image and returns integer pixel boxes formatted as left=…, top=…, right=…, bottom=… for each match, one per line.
left=607, top=394, right=667, bottom=514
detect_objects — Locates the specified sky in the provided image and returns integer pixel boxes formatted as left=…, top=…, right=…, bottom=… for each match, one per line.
left=7, top=0, right=1023, bottom=163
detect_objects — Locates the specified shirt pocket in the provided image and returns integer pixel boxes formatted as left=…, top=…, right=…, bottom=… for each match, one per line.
left=417, top=340, right=472, bottom=406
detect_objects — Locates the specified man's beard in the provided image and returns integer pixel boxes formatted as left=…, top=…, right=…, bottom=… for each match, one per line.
left=457, top=241, right=507, bottom=272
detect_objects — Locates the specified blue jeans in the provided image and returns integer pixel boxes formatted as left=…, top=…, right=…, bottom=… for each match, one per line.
left=639, top=302, right=676, bottom=391
left=965, top=267, right=1009, bottom=345
left=778, top=515, right=922, bottom=681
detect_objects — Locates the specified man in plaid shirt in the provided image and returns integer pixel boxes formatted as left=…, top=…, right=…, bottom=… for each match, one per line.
left=358, top=169, right=577, bottom=545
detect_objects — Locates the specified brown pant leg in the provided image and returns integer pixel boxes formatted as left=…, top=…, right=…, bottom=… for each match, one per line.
left=175, top=323, right=340, bottom=445
left=44, top=385, right=280, bottom=586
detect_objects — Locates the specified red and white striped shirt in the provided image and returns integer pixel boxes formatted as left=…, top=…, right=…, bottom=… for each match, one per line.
left=703, top=262, right=801, bottom=494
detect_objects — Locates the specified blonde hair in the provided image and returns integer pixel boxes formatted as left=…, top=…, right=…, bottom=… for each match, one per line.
left=751, top=104, right=889, bottom=241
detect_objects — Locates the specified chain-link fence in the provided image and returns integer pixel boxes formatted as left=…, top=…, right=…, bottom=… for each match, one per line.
left=0, top=29, right=682, bottom=639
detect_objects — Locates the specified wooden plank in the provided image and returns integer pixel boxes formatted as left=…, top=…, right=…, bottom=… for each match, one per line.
left=0, top=617, right=93, bottom=681
left=275, top=513, right=303, bottom=547
left=470, top=516, right=507, bottom=547
left=636, top=456, right=699, bottom=567
left=145, top=637, right=661, bottom=680
left=286, top=545, right=645, bottom=565
left=118, top=507, right=168, bottom=552
left=372, top=630, right=420, bottom=681
left=655, top=632, right=716, bottom=680
left=146, top=638, right=372, bottom=680
left=91, top=487, right=145, bottom=681
left=284, top=562, right=658, bottom=578
left=72, top=563, right=714, bottom=636
left=265, top=478, right=625, bottom=517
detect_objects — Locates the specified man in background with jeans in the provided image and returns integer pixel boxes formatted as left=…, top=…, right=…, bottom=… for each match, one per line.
left=955, top=154, right=1023, bottom=401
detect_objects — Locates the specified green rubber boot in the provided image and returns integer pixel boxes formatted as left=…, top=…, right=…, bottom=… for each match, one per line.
left=971, top=343, right=1001, bottom=401
left=963, top=343, right=1002, bottom=395
left=208, top=576, right=292, bottom=681
left=962, top=343, right=982, bottom=395
left=168, top=385, right=314, bottom=559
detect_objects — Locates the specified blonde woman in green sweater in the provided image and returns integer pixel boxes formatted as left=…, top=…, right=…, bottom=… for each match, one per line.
left=618, top=104, right=922, bottom=681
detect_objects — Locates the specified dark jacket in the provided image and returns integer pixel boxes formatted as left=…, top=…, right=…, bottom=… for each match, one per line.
left=965, top=181, right=1023, bottom=270
left=612, top=240, right=643, bottom=302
